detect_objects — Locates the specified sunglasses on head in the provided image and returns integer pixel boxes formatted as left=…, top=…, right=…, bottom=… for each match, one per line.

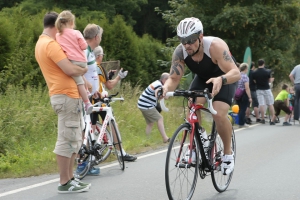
left=178, top=34, right=199, bottom=45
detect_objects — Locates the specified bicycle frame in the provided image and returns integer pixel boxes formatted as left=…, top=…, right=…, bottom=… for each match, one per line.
left=82, top=97, right=124, bottom=147
left=161, top=90, right=217, bottom=170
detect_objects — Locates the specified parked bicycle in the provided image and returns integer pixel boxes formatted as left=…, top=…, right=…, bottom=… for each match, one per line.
left=74, top=93, right=125, bottom=180
left=161, top=89, right=236, bottom=200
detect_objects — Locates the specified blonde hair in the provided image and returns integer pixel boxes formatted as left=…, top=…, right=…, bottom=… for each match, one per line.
left=239, top=63, right=248, bottom=72
left=55, top=10, right=75, bottom=33
left=83, top=24, right=103, bottom=39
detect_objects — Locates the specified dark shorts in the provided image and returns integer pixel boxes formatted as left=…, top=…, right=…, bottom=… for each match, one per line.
left=90, top=97, right=107, bottom=125
left=274, top=100, right=291, bottom=116
left=251, top=90, right=259, bottom=108
left=189, top=75, right=237, bottom=106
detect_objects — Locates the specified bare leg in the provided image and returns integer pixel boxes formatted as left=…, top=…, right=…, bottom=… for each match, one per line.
left=57, top=154, right=74, bottom=184
left=246, top=107, right=250, bottom=118
left=146, top=123, right=154, bottom=135
left=212, top=101, right=232, bottom=155
left=268, top=104, right=275, bottom=122
left=157, top=117, right=169, bottom=142
left=254, top=107, right=259, bottom=119
left=284, top=114, right=291, bottom=122
left=259, top=105, right=265, bottom=120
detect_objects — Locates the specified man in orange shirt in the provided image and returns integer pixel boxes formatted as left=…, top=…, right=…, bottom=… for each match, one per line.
left=35, top=11, right=90, bottom=193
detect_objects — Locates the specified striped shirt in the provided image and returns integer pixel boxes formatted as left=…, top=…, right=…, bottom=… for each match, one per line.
left=138, top=80, right=162, bottom=109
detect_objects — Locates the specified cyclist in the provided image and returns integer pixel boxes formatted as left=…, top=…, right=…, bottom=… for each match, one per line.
left=161, top=17, right=240, bottom=175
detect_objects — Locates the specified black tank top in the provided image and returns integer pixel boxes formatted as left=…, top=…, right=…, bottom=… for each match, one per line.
left=184, top=54, right=224, bottom=82
left=175, top=36, right=227, bottom=82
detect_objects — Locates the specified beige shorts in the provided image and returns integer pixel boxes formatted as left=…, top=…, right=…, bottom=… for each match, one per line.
left=50, top=94, right=83, bottom=158
left=139, top=107, right=162, bottom=124
left=70, top=60, right=87, bottom=85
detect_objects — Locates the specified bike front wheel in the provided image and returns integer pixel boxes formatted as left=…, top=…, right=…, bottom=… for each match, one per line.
left=211, top=127, right=236, bottom=192
left=165, top=123, right=199, bottom=200
left=110, top=120, right=125, bottom=170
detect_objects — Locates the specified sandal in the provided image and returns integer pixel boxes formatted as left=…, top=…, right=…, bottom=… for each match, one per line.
left=163, top=138, right=170, bottom=143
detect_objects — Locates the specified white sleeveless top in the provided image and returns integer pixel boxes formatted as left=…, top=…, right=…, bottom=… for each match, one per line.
left=84, top=47, right=99, bottom=94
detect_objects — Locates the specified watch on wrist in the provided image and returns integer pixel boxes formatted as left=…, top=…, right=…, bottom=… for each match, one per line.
left=221, top=76, right=227, bottom=85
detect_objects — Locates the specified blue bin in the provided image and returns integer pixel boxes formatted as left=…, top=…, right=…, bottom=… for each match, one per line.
left=229, top=113, right=239, bottom=124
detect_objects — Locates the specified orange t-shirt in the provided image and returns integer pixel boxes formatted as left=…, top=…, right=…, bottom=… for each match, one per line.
left=35, top=35, right=80, bottom=98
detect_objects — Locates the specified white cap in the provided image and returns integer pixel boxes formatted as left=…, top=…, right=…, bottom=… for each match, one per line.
left=94, top=46, right=105, bottom=57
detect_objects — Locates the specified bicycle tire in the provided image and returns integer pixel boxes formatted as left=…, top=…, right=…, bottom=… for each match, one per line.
left=74, top=134, right=94, bottom=180
left=110, top=120, right=125, bottom=170
left=211, top=126, right=236, bottom=192
left=165, top=123, right=199, bottom=200
left=94, top=122, right=113, bottom=163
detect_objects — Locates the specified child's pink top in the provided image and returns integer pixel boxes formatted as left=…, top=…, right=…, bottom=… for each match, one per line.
left=56, top=28, right=88, bottom=62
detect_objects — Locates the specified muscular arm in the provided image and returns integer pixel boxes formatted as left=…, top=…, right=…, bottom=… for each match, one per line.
left=210, top=38, right=240, bottom=84
left=163, top=46, right=185, bottom=92
left=57, top=58, right=87, bottom=76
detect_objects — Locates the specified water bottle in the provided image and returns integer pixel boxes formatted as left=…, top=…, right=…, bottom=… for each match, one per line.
left=200, top=128, right=209, bottom=148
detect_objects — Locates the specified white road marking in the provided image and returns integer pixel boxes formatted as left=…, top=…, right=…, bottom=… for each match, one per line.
left=0, top=123, right=257, bottom=197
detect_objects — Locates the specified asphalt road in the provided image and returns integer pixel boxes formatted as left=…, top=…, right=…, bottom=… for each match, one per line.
left=0, top=120, right=300, bottom=200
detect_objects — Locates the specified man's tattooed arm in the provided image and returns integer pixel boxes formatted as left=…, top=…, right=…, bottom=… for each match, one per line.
left=222, top=50, right=234, bottom=63
left=170, top=46, right=185, bottom=76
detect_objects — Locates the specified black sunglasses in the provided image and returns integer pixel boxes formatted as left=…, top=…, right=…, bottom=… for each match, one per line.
left=178, top=34, right=199, bottom=45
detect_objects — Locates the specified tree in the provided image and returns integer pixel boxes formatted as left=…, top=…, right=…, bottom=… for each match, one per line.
left=158, top=0, right=300, bottom=83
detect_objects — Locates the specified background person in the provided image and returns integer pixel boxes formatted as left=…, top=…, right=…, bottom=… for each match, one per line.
left=35, top=11, right=90, bottom=193
left=272, top=84, right=292, bottom=126
left=162, top=17, right=240, bottom=175
left=246, top=61, right=260, bottom=123
left=55, top=10, right=92, bottom=114
left=289, top=64, right=300, bottom=122
left=252, top=59, right=276, bottom=125
left=236, top=63, right=252, bottom=128
left=93, top=45, right=137, bottom=161
left=138, top=73, right=170, bottom=143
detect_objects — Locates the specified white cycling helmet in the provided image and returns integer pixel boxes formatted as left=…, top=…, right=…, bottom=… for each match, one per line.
left=177, top=17, right=203, bottom=38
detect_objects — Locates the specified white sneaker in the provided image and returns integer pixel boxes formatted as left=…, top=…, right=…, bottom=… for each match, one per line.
left=185, top=149, right=196, bottom=163
left=221, top=154, right=234, bottom=175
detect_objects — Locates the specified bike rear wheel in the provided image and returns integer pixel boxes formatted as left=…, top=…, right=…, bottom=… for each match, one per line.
left=110, top=120, right=125, bottom=170
left=165, top=123, right=199, bottom=200
left=211, top=126, right=236, bottom=192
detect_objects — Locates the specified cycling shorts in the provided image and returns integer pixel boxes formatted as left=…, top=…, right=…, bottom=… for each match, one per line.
left=189, top=74, right=237, bottom=106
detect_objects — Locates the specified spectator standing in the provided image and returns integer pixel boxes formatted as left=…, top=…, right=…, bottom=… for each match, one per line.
left=35, top=12, right=90, bottom=193
left=93, top=46, right=137, bottom=161
left=236, top=63, right=252, bottom=128
left=55, top=10, right=93, bottom=114
left=246, top=61, right=260, bottom=123
left=252, top=59, right=276, bottom=125
left=138, top=73, right=170, bottom=143
left=289, top=64, right=300, bottom=122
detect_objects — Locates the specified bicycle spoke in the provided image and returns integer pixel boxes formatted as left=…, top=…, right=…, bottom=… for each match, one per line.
left=165, top=124, right=198, bottom=200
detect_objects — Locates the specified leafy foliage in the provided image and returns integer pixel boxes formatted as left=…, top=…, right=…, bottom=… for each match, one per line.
left=158, top=0, right=300, bottom=84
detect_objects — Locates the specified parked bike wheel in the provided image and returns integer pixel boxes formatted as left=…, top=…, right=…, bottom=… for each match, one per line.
left=74, top=134, right=94, bottom=180
left=211, top=128, right=236, bottom=192
left=165, top=123, right=199, bottom=200
left=110, top=120, right=125, bottom=170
